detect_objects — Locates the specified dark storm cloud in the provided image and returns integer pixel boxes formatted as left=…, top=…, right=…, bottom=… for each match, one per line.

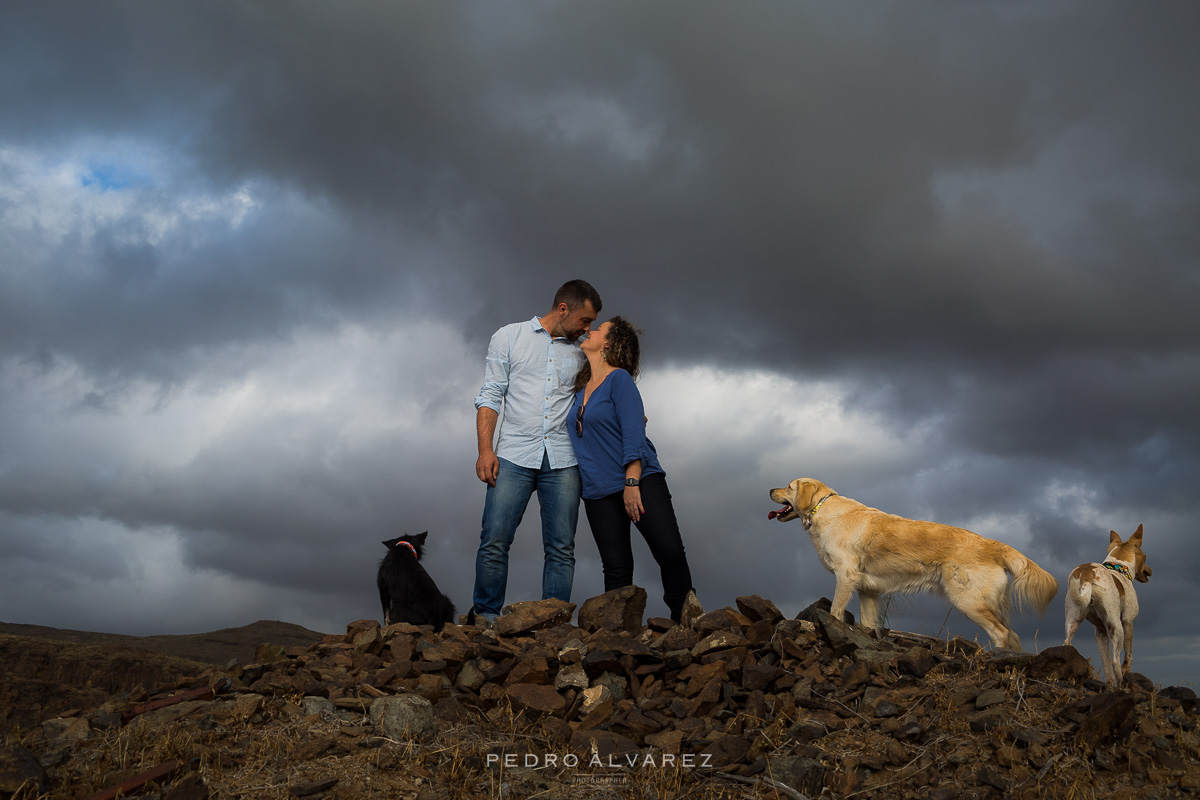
left=4, top=1, right=1196, bottom=366
left=1, top=1, right=1197, bottom=683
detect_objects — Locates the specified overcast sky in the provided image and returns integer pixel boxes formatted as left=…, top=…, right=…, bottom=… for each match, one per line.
left=1, top=1, right=1196, bottom=687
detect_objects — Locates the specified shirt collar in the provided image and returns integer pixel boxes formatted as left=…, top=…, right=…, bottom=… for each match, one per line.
left=530, top=315, right=571, bottom=343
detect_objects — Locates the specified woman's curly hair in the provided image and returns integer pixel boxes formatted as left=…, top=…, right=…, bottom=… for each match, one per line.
left=572, top=316, right=642, bottom=393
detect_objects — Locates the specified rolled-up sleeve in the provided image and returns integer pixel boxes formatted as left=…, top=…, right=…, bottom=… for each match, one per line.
left=612, top=372, right=648, bottom=467
left=474, top=328, right=511, bottom=412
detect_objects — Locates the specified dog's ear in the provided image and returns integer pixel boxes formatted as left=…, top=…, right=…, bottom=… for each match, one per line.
left=795, top=478, right=823, bottom=511
left=382, top=537, right=399, bottom=548
left=1109, top=530, right=1123, bottom=546
left=1130, top=524, right=1144, bottom=545
left=412, top=531, right=429, bottom=545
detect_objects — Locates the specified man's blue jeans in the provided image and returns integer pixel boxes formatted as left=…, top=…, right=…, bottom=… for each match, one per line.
left=473, top=452, right=581, bottom=619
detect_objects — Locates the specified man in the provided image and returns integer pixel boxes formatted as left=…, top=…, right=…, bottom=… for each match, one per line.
left=471, top=279, right=602, bottom=621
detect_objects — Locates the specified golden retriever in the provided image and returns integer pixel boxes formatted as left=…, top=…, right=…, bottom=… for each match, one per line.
left=1063, top=525, right=1151, bottom=687
left=768, top=478, right=1058, bottom=650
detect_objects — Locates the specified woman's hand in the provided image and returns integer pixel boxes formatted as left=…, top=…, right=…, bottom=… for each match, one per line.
left=624, top=486, right=644, bottom=522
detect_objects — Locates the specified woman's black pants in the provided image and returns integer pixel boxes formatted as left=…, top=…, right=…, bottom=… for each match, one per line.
left=582, top=472, right=694, bottom=621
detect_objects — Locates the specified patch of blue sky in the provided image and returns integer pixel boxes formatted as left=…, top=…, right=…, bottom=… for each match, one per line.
left=81, top=161, right=154, bottom=191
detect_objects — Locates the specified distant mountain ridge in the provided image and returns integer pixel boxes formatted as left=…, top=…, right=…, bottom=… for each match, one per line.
left=0, top=619, right=329, bottom=666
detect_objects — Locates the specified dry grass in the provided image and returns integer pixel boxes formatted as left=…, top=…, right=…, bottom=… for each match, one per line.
left=8, top=617, right=1198, bottom=800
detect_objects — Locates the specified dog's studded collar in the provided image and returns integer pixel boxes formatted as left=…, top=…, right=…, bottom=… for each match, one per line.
left=1102, top=561, right=1131, bottom=579
left=810, top=492, right=836, bottom=515
left=800, top=492, right=836, bottom=530
left=395, top=541, right=418, bottom=558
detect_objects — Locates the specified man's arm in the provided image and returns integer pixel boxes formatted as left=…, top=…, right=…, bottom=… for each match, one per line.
left=476, top=406, right=500, bottom=486
left=474, top=326, right=512, bottom=487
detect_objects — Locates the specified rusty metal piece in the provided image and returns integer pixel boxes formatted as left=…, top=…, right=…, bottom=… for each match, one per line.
left=81, top=758, right=193, bottom=800
left=120, top=677, right=232, bottom=724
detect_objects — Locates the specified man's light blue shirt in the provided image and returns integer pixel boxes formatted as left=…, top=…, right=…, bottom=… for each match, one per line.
left=474, top=317, right=586, bottom=470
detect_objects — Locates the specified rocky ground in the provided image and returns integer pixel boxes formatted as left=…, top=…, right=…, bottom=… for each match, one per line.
left=1, top=590, right=1197, bottom=799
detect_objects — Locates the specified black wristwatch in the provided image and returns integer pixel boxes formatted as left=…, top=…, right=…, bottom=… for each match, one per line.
left=625, top=478, right=640, bottom=487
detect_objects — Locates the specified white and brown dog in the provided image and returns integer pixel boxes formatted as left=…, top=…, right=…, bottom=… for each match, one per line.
left=1063, top=525, right=1151, bottom=687
left=768, top=478, right=1059, bottom=650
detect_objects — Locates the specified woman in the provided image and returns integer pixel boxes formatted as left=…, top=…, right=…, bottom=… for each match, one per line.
left=569, top=316, right=694, bottom=621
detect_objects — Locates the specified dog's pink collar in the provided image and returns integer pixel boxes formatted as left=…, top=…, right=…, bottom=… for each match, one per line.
left=1102, top=561, right=1130, bottom=579
left=395, top=541, right=418, bottom=558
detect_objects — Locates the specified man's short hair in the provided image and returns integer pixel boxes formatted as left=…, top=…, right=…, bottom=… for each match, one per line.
left=552, top=280, right=602, bottom=315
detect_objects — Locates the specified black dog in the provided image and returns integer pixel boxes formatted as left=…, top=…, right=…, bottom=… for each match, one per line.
left=377, top=532, right=456, bottom=631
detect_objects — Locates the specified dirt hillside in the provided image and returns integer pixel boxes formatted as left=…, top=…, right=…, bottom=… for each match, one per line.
left=1, top=594, right=1196, bottom=799
left=0, top=620, right=328, bottom=666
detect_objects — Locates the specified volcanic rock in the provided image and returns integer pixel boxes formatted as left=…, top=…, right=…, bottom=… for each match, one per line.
left=369, top=694, right=435, bottom=742
left=813, top=609, right=881, bottom=656
left=693, top=607, right=752, bottom=632
left=578, top=586, right=647, bottom=632
left=0, top=743, right=48, bottom=796
left=679, top=590, right=705, bottom=628
left=796, top=596, right=854, bottom=625
left=507, top=683, right=568, bottom=716
left=1027, top=644, right=1091, bottom=683
left=897, top=646, right=939, bottom=678
left=1075, top=691, right=1137, bottom=749
left=495, top=599, right=576, bottom=636
left=735, top=595, right=784, bottom=624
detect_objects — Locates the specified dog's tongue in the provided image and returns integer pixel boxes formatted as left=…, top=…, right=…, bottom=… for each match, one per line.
left=768, top=507, right=788, bottom=520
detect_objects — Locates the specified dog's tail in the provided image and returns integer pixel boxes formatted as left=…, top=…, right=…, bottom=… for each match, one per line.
left=1004, top=547, right=1060, bottom=616
left=1066, top=573, right=1093, bottom=609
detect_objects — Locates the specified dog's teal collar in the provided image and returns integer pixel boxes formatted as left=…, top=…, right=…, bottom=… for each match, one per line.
left=1102, top=561, right=1131, bottom=579
left=396, top=541, right=418, bottom=558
